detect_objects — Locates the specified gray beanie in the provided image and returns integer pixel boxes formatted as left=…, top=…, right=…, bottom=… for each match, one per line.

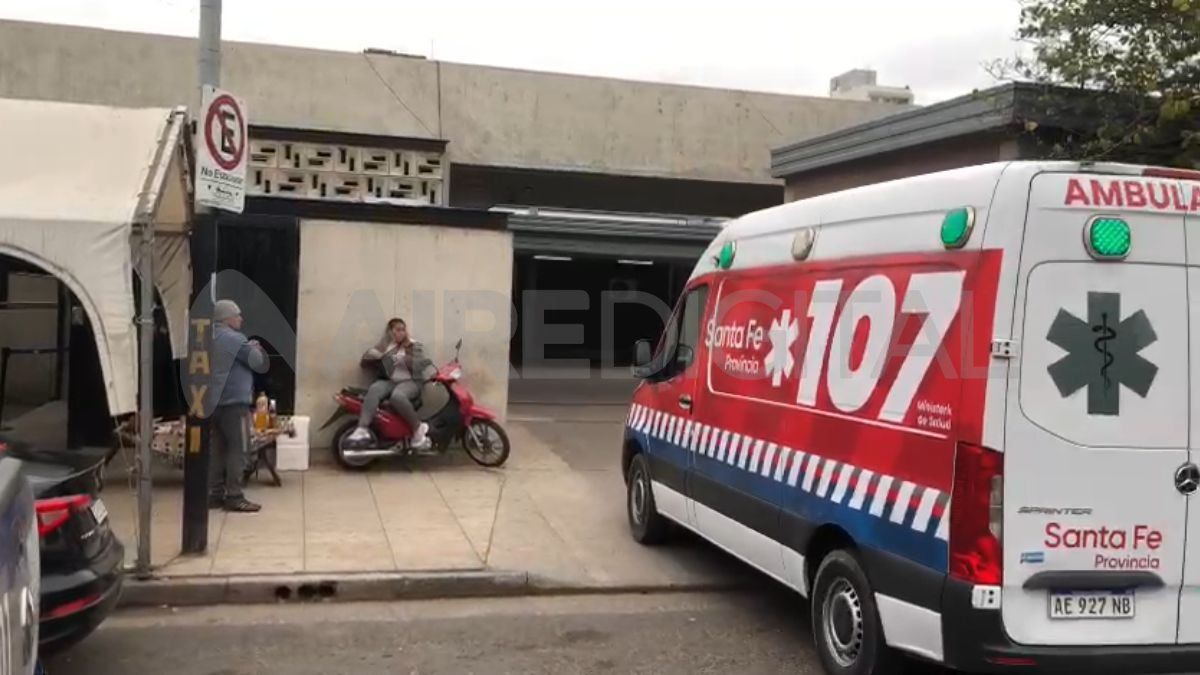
left=214, top=299, right=241, bottom=324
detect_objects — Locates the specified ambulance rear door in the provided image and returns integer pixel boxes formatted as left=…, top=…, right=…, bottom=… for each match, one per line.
left=1004, top=170, right=1189, bottom=646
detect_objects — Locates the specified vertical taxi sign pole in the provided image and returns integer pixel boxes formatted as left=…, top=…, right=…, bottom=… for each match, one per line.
left=182, top=0, right=223, bottom=554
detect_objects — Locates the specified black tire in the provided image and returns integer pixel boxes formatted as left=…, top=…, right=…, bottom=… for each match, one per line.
left=626, top=453, right=669, bottom=545
left=331, top=419, right=375, bottom=471
left=463, top=419, right=510, bottom=467
left=811, top=550, right=903, bottom=675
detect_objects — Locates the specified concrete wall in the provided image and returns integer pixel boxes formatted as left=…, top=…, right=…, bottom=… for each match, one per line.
left=0, top=20, right=904, bottom=184
left=783, top=134, right=1018, bottom=202
left=295, top=220, right=513, bottom=446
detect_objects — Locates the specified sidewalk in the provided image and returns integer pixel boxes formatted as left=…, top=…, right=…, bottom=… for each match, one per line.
left=102, top=406, right=742, bottom=600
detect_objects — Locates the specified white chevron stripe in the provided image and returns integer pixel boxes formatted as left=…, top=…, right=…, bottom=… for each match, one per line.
left=724, top=434, right=739, bottom=464
left=621, top=408, right=947, bottom=542
left=801, top=454, right=820, bottom=492
left=725, top=433, right=742, bottom=465
left=870, top=476, right=894, bottom=517
left=788, top=451, right=807, bottom=487
left=935, top=501, right=951, bottom=541
left=760, top=443, right=778, bottom=478
left=715, top=430, right=731, bottom=462
left=773, top=447, right=789, bottom=482
left=748, top=439, right=766, bottom=473
left=889, top=481, right=917, bottom=524
left=848, top=469, right=874, bottom=510
left=737, top=436, right=754, bottom=470
left=816, top=459, right=838, bottom=497
left=830, top=464, right=855, bottom=504
left=706, top=427, right=721, bottom=457
left=911, top=488, right=940, bottom=533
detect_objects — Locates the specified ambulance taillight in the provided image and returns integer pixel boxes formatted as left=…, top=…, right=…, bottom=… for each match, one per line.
left=949, top=441, right=1004, bottom=585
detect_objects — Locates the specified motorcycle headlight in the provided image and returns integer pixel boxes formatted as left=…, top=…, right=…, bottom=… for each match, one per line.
left=447, top=367, right=463, bottom=381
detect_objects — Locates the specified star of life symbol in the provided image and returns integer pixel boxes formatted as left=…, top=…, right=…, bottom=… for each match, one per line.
left=765, top=309, right=800, bottom=387
left=1047, top=291, right=1158, bottom=416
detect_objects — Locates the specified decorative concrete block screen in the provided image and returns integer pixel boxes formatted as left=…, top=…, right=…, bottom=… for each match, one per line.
left=247, top=139, right=444, bottom=205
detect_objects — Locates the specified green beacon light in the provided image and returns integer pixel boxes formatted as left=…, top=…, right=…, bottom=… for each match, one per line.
left=716, top=240, right=737, bottom=270
left=940, top=207, right=975, bottom=249
left=1085, top=217, right=1131, bottom=260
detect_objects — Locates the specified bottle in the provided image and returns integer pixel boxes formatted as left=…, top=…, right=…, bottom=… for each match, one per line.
left=254, top=392, right=269, bottom=432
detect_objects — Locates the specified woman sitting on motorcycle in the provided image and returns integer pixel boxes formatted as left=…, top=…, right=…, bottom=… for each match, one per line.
left=345, top=318, right=432, bottom=447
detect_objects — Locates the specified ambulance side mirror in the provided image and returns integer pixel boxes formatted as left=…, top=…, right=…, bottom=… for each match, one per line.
left=632, top=340, right=654, bottom=379
left=675, top=345, right=694, bottom=370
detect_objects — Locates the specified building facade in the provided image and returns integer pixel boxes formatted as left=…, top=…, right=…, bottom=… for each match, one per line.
left=0, top=19, right=907, bottom=431
left=772, top=83, right=1055, bottom=202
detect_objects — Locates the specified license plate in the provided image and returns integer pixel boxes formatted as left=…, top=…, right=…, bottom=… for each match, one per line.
left=90, top=499, right=108, bottom=525
left=1049, top=590, right=1135, bottom=620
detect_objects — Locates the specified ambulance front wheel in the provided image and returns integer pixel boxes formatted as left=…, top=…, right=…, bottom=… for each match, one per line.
left=812, top=550, right=902, bottom=675
left=626, top=453, right=669, bottom=545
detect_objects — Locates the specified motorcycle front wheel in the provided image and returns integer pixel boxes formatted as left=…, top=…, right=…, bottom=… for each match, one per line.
left=331, top=419, right=376, bottom=471
left=463, top=419, right=510, bottom=468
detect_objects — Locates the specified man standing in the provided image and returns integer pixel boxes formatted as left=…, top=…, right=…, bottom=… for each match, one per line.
left=209, top=299, right=267, bottom=513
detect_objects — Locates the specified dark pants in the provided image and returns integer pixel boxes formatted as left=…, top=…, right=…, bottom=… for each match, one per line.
left=209, top=404, right=250, bottom=500
left=359, top=380, right=421, bottom=431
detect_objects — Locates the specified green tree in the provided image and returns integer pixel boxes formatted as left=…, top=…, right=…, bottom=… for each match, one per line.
left=1001, top=0, right=1200, bottom=166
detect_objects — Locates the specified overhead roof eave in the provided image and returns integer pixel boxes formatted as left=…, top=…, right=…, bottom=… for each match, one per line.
left=770, top=83, right=1029, bottom=178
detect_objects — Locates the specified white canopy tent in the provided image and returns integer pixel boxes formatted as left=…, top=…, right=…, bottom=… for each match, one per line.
left=0, top=98, right=192, bottom=417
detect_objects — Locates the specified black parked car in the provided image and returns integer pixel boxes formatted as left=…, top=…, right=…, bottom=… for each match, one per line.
left=3, top=437, right=124, bottom=655
left=0, top=445, right=42, bottom=675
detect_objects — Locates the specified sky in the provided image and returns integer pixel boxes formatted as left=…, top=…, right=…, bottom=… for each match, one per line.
left=0, top=0, right=1025, bottom=104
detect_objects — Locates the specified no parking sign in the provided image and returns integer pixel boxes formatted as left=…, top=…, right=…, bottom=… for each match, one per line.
left=195, top=85, right=248, bottom=213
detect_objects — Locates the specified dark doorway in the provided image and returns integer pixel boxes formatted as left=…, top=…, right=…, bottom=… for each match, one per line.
left=215, top=215, right=301, bottom=413
left=511, top=253, right=692, bottom=369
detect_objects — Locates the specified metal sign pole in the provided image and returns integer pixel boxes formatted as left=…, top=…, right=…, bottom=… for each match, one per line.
left=182, top=0, right=222, bottom=555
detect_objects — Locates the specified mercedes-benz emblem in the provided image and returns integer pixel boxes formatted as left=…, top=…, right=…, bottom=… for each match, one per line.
left=1176, top=463, right=1200, bottom=495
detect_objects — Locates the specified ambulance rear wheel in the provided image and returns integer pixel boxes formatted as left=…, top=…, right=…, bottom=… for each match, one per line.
left=626, top=453, right=669, bottom=545
left=812, top=550, right=902, bottom=675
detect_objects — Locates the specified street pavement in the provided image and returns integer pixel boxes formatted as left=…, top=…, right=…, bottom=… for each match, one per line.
left=45, top=589, right=952, bottom=675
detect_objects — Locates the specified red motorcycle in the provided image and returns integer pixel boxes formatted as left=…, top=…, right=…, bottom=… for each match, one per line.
left=320, top=339, right=510, bottom=470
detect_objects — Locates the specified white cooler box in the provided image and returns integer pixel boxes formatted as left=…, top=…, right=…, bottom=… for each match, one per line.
left=276, top=415, right=310, bottom=471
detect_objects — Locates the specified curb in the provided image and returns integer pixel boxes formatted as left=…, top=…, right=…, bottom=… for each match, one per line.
left=119, top=570, right=531, bottom=608
left=118, top=570, right=747, bottom=608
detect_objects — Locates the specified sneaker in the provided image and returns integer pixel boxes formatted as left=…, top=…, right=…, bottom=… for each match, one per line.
left=346, top=427, right=372, bottom=443
left=224, top=497, right=262, bottom=513
left=411, top=422, right=430, bottom=447
left=208, top=495, right=225, bottom=510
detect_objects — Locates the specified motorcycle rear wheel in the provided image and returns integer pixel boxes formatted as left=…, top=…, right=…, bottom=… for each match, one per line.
left=463, top=419, right=510, bottom=468
left=332, top=419, right=376, bottom=471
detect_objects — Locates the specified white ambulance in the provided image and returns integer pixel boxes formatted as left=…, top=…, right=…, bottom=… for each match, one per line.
left=622, top=161, right=1200, bottom=674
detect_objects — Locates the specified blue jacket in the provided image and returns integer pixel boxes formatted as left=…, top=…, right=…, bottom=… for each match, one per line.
left=212, top=324, right=268, bottom=407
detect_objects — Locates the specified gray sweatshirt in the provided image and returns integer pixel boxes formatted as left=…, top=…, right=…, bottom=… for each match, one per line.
left=212, top=324, right=269, bottom=407
left=361, top=332, right=435, bottom=383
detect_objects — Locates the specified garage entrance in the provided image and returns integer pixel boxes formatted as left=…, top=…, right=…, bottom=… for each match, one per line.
left=503, top=207, right=722, bottom=403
